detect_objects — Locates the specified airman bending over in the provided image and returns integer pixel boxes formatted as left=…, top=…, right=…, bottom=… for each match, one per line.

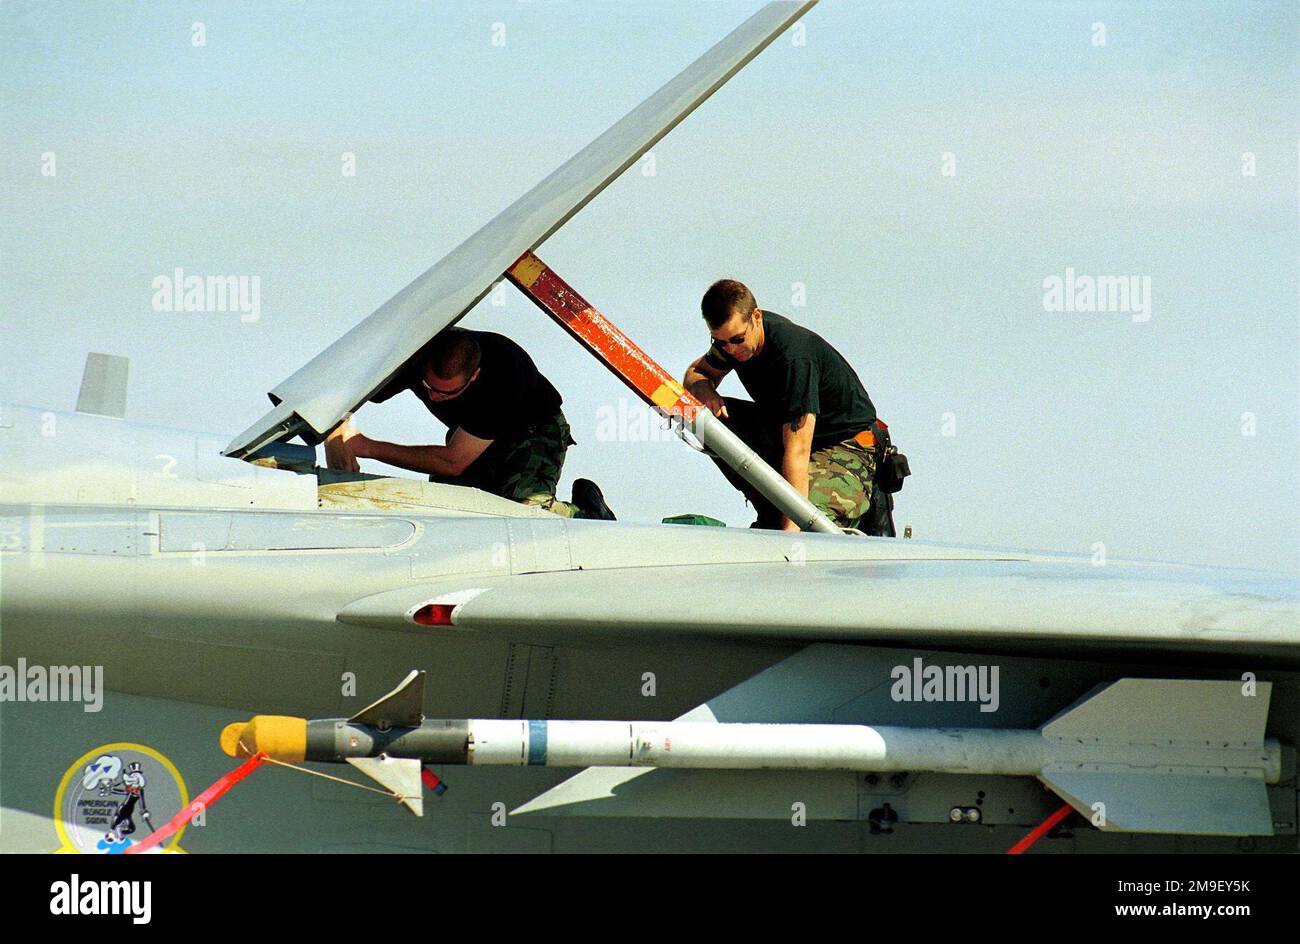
left=326, top=328, right=615, bottom=520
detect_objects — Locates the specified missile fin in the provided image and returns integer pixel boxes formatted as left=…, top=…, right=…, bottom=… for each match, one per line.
left=1038, top=769, right=1272, bottom=836
left=347, top=756, right=424, bottom=817
left=1042, top=677, right=1271, bottom=742
left=350, top=670, right=426, bottom=728
left=1039, top=678, right=1276, bottom=835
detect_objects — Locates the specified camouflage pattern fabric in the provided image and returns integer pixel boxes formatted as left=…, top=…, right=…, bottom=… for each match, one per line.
left=433, top=412, right=583, bottom=517
left=706, top=398, right=880, bottom=531
left=807, top=438, right=876, bottom=529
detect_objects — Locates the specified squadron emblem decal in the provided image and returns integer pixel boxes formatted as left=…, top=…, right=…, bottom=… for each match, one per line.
left=53, top=743, right=189, bottom=854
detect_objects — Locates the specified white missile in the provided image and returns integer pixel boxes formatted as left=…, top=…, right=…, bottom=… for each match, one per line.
left=468, top=720, right=1050, bottom=774
left=221, top=672, right=1285, bottom=833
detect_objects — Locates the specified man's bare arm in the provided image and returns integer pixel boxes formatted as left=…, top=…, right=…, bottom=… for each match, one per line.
left=350, top=426, right=492, bottom=477
left=779, top=412, right=816, bottom=531
left=683, top=354, right=732, bottom=418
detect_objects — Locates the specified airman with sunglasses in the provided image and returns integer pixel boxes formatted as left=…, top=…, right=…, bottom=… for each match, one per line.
left=683, top=279, right=890, bottom=533
left=325, top=327, right=614, bottom=520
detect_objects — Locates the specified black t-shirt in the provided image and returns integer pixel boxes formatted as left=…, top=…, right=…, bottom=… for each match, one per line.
left=705, top=310, right=876, bottom=447
left=370, top=330, right=562, bottom=442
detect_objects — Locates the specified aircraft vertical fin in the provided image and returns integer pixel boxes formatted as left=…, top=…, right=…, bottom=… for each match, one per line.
left=75, top=352, right=129, bottom=418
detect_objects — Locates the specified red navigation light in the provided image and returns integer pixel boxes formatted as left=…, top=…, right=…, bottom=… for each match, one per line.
left=412, top=603, right=456, bottom=626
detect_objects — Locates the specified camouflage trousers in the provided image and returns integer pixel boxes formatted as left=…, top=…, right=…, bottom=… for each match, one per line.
left=432, top=412, right=583, bottom=518
left=709, top=397, right=878, bottom=531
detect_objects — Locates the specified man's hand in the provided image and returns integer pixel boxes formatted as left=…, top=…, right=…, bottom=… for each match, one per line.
left=690, top=382, right=729, bottom=420
left=684, top=355, right=731, bottom=420
left=324, top=418, right=365, bottom=472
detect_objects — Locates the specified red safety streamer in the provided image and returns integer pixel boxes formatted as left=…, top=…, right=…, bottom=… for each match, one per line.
left=124, top=752, right=267, bottom=854
left=1006, top=803, right=1074, bottom=855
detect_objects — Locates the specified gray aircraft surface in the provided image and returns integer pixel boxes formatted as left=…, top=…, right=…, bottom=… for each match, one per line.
left=2, top=1, right=1296, bottom=854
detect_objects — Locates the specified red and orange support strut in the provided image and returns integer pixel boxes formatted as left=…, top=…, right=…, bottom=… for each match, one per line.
left=506, top=251, right=702, bottom=424
left=504, top=249, right=839, bottom=534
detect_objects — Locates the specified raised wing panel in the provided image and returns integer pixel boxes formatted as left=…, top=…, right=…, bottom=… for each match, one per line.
left=225, top=2, right=817, bottom=457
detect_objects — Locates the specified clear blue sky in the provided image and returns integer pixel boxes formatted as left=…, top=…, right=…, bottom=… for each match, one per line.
left=3, top=1, right=1296, bottom=572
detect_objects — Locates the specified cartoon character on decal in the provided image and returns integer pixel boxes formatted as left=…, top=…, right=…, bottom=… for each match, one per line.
left=101, top=760, right=154, bottom=843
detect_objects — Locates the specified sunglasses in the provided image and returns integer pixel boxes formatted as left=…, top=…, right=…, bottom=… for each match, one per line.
left=421, top=369, right=477, bottom=398
left=710, top=321, right=751, bottom=351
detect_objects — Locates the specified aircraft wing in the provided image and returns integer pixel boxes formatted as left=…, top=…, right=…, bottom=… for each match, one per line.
left=338, top=550, right=1300, bottom=662
left=224, top=1, right=817, bottom=458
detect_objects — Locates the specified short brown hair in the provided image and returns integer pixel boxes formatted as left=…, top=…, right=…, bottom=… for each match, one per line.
left=427, top=328, right=481, bottom=380
left=701, top=279, right=756, bottom=330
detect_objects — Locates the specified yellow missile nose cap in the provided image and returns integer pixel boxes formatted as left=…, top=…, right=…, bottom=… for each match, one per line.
left=220, top=722, right=250, bottom=758
left=219, top=715, right=307, bottom=761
